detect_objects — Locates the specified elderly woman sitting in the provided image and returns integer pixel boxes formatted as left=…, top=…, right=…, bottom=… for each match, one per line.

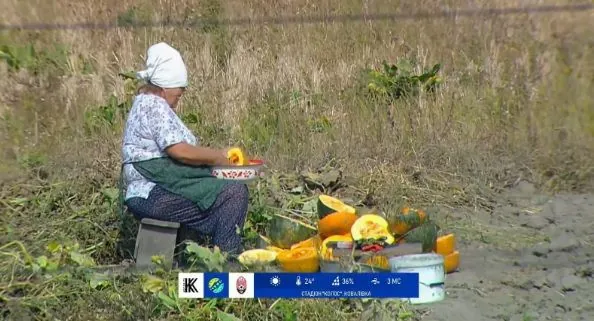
left=121, top=42, right=248, bottom=255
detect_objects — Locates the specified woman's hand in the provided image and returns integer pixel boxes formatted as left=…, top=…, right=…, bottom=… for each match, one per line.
left=166, top=143, right=231, bottom=166
left=213, top=148, right=232, bottom=166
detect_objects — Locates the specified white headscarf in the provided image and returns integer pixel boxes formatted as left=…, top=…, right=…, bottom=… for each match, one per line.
left=136, top=42, right=188, bottom=88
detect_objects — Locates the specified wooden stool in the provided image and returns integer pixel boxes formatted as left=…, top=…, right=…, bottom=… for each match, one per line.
left=134, top=218, right=180, bottom=269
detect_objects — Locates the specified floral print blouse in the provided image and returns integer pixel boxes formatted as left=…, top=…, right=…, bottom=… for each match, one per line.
left=121, top=93, right=197, bottom=200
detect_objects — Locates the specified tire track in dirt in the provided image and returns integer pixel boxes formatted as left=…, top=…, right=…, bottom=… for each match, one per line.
left=420, top=182, right=594, bottom=321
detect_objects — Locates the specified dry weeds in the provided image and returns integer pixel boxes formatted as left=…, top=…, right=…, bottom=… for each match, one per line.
left=1, top=0, right=593, bottom=320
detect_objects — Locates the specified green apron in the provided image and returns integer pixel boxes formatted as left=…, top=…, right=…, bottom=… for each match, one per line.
left=118, top=157, right=232, bottom=215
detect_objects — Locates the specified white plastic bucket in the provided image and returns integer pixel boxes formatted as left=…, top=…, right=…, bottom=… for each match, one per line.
left=389, top=253, right=445, bottom=304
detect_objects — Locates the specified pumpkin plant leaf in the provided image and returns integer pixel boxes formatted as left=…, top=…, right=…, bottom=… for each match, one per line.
left=101, top=187, right=120, bottom=203
left=36, top=255, right=48, bottom=268
left=289, top=186, right=304, bottom=194
left=318, top=169, right=341, bottom=188
left=157, top=291, right=178, bottom=311
left=89, top=272, right=111, bottom=290
left=301, top=171, right=321, bottom=183
left=46, top=241, right=62, bottom=253
left=184, top=242, right=227, bottom=272
left=141, top=275, right=166, bottom=293
left=301, top=198, right=317, bottom=214
left=69, top=251, right=96, bottom=267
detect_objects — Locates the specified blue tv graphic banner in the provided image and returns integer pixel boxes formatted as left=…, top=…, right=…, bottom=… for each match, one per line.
left=253, top=272, right=419, bottom=299
left=178, top=272, right=419, bottom=299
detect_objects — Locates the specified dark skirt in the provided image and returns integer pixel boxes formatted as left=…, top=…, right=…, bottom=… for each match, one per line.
left=125, top=183, right=249, bottom=254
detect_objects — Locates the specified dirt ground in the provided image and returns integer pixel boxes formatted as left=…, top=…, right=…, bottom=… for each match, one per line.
left=420, top=181, right=594, bottom=321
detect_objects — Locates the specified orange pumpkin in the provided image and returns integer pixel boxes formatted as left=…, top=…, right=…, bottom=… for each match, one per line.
left=389, top=207, right=428, bottom=236
left=434, top=233, right=456, bottom=256
left=290, top=235, right=322, bottom=250
left=443, top=250, right=460, bottom=273
left=318, top=211, right=358, bottom=239
left=277, top=247, right=320, bottom=272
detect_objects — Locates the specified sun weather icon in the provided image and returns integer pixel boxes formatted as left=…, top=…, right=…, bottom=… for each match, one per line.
left=270, top=275, right=281, bottom=286
left=208, top=277, right=225, bottom=294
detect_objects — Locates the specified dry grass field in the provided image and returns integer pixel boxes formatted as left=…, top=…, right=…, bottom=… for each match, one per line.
left=1, top=0, right=593, bottom=320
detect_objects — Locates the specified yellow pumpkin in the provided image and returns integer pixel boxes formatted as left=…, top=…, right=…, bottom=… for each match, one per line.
left=318, top=211, right=358, bottom=239
left=266, top=246, right=288, bottom=253
left=276, top=247, right=320, bottom=273
left=291, top=235, right=322, bottom=250
left=320, top=234, right=353, bottom=261
left=227, top=147, right=247, bottom=166
left=237, top=249, right=278, bottom=266
left=350, top=214, right=395, bottom=245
